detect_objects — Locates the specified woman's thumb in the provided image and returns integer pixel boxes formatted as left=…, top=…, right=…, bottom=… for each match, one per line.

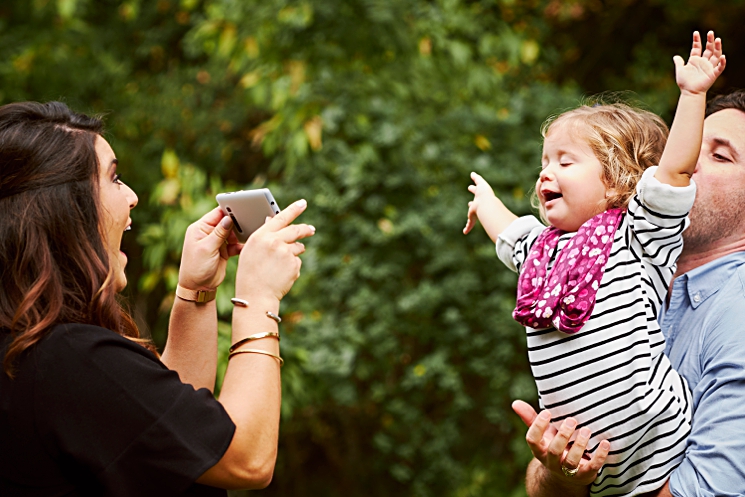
left=210, top=216, right=233, bottom=246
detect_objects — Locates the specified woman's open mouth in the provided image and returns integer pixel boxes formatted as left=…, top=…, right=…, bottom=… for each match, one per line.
left=120, top=222, right=132, bottom=259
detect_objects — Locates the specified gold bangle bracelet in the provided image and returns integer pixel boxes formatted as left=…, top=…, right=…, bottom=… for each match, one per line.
left=228, top=348, right=284, bottom=367
left=229, top=332, right=280, bottom=353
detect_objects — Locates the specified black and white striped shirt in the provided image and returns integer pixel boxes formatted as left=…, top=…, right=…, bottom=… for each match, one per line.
left=497, top=167, right=694, bottom=496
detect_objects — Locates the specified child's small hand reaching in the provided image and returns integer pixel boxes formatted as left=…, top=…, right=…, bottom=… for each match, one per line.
left=464, top=172, right=496, bottom=235
left=674, top=31, right=726, bottom=96
left=657, top=30, right=726, bottom=186
left=463, top=172, right=517, bottom=242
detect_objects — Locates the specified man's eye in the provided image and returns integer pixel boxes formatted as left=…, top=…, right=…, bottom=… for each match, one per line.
left=713, top=153, right=730, bottom=162
left=113, top=174, right=123, bottom=184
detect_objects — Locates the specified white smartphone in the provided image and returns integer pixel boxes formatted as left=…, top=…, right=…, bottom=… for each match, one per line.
left=216, top=188, right=280, bottom=243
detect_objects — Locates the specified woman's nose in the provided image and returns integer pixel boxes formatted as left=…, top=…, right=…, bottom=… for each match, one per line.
left=126, top=184, right=139, bottom=208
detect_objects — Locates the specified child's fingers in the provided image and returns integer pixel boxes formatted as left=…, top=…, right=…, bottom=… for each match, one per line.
left=690, top=31, right=702, bottom=59
left=702, top=31, right=715, bottom=60
left=470, top=171, right=485, bottom=184
left=468, top=184, right=477, bottom=194
left=711, top=36, right=723, bottom=60
left=716, top=55, right=727, bottom=75
left=463, top=203, right=477, bottom=234
left=672, top=55, right=685, bottom=71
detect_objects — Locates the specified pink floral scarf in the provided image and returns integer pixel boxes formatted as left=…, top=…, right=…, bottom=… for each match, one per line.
left=513, top=208, right=624, bottom=334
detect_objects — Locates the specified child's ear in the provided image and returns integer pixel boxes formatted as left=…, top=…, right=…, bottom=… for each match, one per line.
left=604, top=188, right=618, bottom=205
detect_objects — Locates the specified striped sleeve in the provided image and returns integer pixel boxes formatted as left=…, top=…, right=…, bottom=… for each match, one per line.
left=496, top=215, right=545, bottom=273
left=628, top=166, right=696, bottom=268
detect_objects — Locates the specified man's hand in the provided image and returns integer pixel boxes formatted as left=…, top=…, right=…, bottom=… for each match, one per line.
left=674, top=31, right=726, bottom=96
left=512, top=400, right=610, bottom=490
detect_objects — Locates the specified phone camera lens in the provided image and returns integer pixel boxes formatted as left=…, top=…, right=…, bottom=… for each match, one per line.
left=270, top=202, right=275, bottom=205
left=226, top=207, right=232, bottom=212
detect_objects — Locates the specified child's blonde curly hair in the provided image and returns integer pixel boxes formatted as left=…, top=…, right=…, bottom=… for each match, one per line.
left=535, top=101, right=669, bottom=216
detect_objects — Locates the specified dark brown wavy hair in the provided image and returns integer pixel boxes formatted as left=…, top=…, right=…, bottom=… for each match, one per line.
left=0, top=101, right=153, bottom=377
left=706, top=89, right=745, bottom=116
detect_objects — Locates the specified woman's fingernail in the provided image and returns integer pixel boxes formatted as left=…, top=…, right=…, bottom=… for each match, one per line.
left=297, top=199, right=307, bottom=208
left=539, top=411, right=551, bottom=420
left=220, top=217, right=232, bottom=229
left=579, top=428, right=591, bottom=438
left=565, top=419, right=577, bottom=429
left=309, top=225, right=316, bottom=233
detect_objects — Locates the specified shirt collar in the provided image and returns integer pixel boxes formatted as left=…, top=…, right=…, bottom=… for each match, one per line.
left=680, top=251, right=745, bottom=309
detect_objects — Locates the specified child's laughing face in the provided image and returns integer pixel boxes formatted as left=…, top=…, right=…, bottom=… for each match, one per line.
left=537, top=124, right=610, bottom=232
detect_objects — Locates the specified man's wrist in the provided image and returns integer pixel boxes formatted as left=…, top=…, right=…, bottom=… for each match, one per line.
left=526, top=459, right=589, bottom=497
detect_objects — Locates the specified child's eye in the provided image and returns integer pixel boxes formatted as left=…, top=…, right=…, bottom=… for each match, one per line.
left=560, top=162, right=572, bottom=167
left=113, top=173, right=123, bottom=184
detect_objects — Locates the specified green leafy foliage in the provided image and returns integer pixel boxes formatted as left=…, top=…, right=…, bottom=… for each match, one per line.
left=3, top=0, right=744, bottom=495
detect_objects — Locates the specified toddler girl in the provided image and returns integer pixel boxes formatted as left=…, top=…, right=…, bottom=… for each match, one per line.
left=464, top=32, right=725, bottom=495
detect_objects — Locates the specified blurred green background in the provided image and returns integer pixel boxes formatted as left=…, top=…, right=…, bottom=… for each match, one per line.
left=2, top=1, right=744, bottom=495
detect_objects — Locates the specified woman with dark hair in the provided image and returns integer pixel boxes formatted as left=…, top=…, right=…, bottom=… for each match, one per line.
left=0, top=101, right=315, bottom=496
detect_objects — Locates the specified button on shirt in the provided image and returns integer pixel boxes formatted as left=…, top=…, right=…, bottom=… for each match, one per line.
left=660, top=252, right=745, bottom=496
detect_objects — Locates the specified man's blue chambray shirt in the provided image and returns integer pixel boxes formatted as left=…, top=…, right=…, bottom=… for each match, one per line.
left=660, top=251, right=745, bottom=496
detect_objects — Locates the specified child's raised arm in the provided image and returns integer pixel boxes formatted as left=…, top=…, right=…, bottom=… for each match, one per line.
left=463, top=172, right=518, bottom=243
left=656, top=31, right=726, bottom=187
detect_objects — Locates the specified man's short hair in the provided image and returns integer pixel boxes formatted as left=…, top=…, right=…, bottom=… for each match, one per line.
left=706, top=90, right=745, bottom=117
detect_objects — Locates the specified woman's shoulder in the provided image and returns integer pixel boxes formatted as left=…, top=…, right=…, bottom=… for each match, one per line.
left=28, top=323, right=165, bottom=385
left=40, top=322, right=157, bottom=357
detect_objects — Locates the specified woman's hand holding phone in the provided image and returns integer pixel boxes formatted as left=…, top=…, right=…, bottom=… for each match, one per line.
left=179, top=207, right=244, bottom=292
left=235, top=199, right=316, bottom=302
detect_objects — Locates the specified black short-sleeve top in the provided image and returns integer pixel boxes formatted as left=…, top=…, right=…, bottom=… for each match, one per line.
left=0, top=323, right=236, bottom=496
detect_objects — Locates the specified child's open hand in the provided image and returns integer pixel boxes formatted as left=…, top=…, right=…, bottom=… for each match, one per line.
left=464, top=172, right=496, bottom=235
left=674, top=31, right=726, bottom=96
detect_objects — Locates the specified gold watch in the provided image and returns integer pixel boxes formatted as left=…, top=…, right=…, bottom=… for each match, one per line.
left=175, top=284, right=217, bottom=303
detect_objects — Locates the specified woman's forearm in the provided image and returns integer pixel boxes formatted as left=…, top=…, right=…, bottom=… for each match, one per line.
left=199, top=293, right=283, bottom=488
left=160, top=297, right=219, bottom=392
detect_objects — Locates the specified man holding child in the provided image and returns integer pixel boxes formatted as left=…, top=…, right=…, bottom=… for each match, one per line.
left=514, top=90, right=745, bottom=496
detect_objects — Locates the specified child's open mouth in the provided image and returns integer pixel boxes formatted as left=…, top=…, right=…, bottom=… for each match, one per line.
left=543, top=191, right=562, bottom=203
